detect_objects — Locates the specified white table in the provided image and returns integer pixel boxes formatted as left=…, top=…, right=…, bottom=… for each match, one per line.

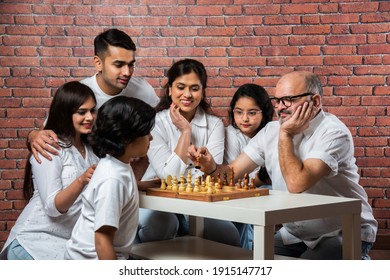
left=135, top=190, right=361, bottom=260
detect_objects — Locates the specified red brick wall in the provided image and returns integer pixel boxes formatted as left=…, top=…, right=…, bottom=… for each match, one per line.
left=1, top=1, right=389, bottom=249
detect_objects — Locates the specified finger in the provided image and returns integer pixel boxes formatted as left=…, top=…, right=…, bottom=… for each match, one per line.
left=41, top=135, right=61, bottom=150
left=32, top=143, right=52, bottom=161
left=31, top=147, right=42, bottom=164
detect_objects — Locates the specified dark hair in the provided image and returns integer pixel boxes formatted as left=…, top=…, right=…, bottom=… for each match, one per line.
left=23, top=81, right=97, bottom=200
left=45, top=81, right=96, bottom=146
left=94, top=28, right=136, bottom=58
left=89, top=96, right=156, bottom=158
left=155, top=59, right=211, bottom=113
left=228, top=83, right=274, bottom=134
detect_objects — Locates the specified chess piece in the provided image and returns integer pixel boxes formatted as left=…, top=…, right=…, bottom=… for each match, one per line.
left=229, top=167, right=234, bottom=187
left=160, top=179, right=167, bottom=190
left=172, top=176, right=178, bottom=192
left=236, top=178, right=242, bottom=189
left=250, top=178, right=255, bottom=189
left=195, top=155, right=201, bottom=169
left=179, top=175, right=186, bottom=191
left=243, top=173, right=249, bottom=190
left=193, top=177, right=200, bottom=192
left=223, top=172, right=228, bottom=186
left=166, top=175, right=173, bottom=190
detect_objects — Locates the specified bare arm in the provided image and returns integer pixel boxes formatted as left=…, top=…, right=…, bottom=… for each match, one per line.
left=95, top=226, right=117, bottom=260
left=170, top=103, right=192, bottom=162
left=279, top=102, right=331, bottom=193
left=188, top=145, right=258, bottom=181
left=54, top=164, right=96, bottom=213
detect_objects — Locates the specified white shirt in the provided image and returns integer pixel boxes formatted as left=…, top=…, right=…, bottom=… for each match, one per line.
left=142, top=108, right=225, bottom=180
left=224, top=125, right=260, bottom=179
left=64, top=155, right=139, bottom=260
left=80, top=74, right=159, bottom=109
left=0, top=144, right=99, bottom=260
left=243, top=110, right=377, bottom=247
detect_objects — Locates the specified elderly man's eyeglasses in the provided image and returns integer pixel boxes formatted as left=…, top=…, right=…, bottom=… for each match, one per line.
left=269, top=92, right=314, bottom=108
left=233, top=109, right=262, bottom=118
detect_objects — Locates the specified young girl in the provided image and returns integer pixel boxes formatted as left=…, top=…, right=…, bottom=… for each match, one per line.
left=224, top=83, right=274, bottom=249
left=64, top=96, right=155, bottom=260
left=0, top=81, right=99, bottom=260
left=138, top=59, right=241, bottom=246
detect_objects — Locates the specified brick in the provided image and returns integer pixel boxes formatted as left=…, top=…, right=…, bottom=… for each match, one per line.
left=358, top=45, right=390, bottom=55
left=232, top=37, right=269, bottom=47
left=244, top=5, right=280, bottom=15
left=286, top=56, right=322, bottom=66
left=280, top=4, right=318, bottom=14
left=262, top=46, right=298, bottom=56
left=289, top=35, right=325, bottom=45
left=263, top=15, right=300, bottom=25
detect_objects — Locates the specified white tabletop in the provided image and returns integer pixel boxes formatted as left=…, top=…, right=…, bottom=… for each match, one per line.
left=138, top=190, right=361, bottom=259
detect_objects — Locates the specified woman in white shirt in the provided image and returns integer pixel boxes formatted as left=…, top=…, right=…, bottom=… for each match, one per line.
left=0, top=81, right=99, bottom=260
left=139, top=59, right=240, bottom=246
left=224, top=83, right=274, bottom=250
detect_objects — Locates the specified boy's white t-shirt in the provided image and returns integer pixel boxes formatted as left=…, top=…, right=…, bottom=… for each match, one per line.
left=64, top=155, right=139, bottom=260
left=80, top=74, right=160, bottom=109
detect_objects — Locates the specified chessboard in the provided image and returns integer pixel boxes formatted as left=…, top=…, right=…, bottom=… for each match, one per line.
left=146, top=169, right=269, bottom=202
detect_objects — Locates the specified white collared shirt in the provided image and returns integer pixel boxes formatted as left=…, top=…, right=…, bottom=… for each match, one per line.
left=142, top=108, right=225, bottom=180
left=243, top=110, right=377, bottom=247
left=224, top=125, right=260, bottom=178
left=0, top=145, right=99, bottom=259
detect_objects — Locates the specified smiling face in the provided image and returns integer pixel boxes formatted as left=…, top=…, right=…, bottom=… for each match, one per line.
left=169, top=71, right=203, bottom=121
left=233, top=96, right=263, bottom=138
left=72, top=96, right=96, bottom=137
left=94, top=45, right=135, bottom=96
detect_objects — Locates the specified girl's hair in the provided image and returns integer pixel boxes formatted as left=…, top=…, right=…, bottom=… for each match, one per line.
left=155, top=58, right=211, bottom=113
left=89, top=96, right=156, bottom=158
left=23, top=81, right=97, bottom=200
left=228, top=83, right=274, bottom=134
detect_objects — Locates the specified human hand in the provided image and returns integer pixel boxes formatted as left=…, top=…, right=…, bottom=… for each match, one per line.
left=169, top=103, right=191, bottom=133
left=137, top=178, right=161, bottom=191
left=187, top=145, right=216, bottom=174
left=280, top=101, right=314, bottom=137
left=79, top=164, right=97, bottom=186
left=28, top=129, right=61, bottom=163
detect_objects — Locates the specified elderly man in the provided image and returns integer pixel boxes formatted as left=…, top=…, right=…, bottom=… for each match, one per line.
left=188, top=71, right=377, bottom=260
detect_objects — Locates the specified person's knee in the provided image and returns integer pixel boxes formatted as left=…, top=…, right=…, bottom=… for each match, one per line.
left=138, top=210, right=179, bottom=242
left=204, top=218, right=241, bottom=247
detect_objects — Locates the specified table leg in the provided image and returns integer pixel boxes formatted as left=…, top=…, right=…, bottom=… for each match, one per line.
left=189, top=215, right=204, bottom=237
left=253, top=225, right=274, bottom=260
left=342, top=213, right=361, bottom=260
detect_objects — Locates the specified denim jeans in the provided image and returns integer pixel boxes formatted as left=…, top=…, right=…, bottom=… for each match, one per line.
left=274, top=230, right=374, bottom=260
left=7, top=239, right=34, bottom=260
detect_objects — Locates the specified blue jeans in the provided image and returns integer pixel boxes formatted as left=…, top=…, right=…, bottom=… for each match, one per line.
left=136, top=208, right=240, bottom=246
left=274, top=230, right=373, bottom=260
left=7, top=239, right=34, bottom=260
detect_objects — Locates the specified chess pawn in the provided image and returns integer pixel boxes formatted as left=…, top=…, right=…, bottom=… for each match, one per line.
left=193, top=177, right=201, bottom=192
left=249, top=178, right=255, bottom=189
left=207, top=184, right=213, bottom=194
left=172, top=176, right=179, bottom=192
left=201, top=180, right=206, bottom=192
left=179, top=175, right=186, bottom=191
left=185, top=181, right=193, bottom=192
left=166, top=175, right=173, bottom=190
left=223, top=172, right=228, bottom=186
left=214, top=182, right=221, bottom=193
left=243, top=176, right=249, bottom=190
left=236, top=178, right=242, bottom=189
left=160, top=179, right=167, bottom=190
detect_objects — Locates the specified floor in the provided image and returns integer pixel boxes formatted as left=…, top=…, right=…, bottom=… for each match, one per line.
left=370, top=249, right=390, bottom=260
